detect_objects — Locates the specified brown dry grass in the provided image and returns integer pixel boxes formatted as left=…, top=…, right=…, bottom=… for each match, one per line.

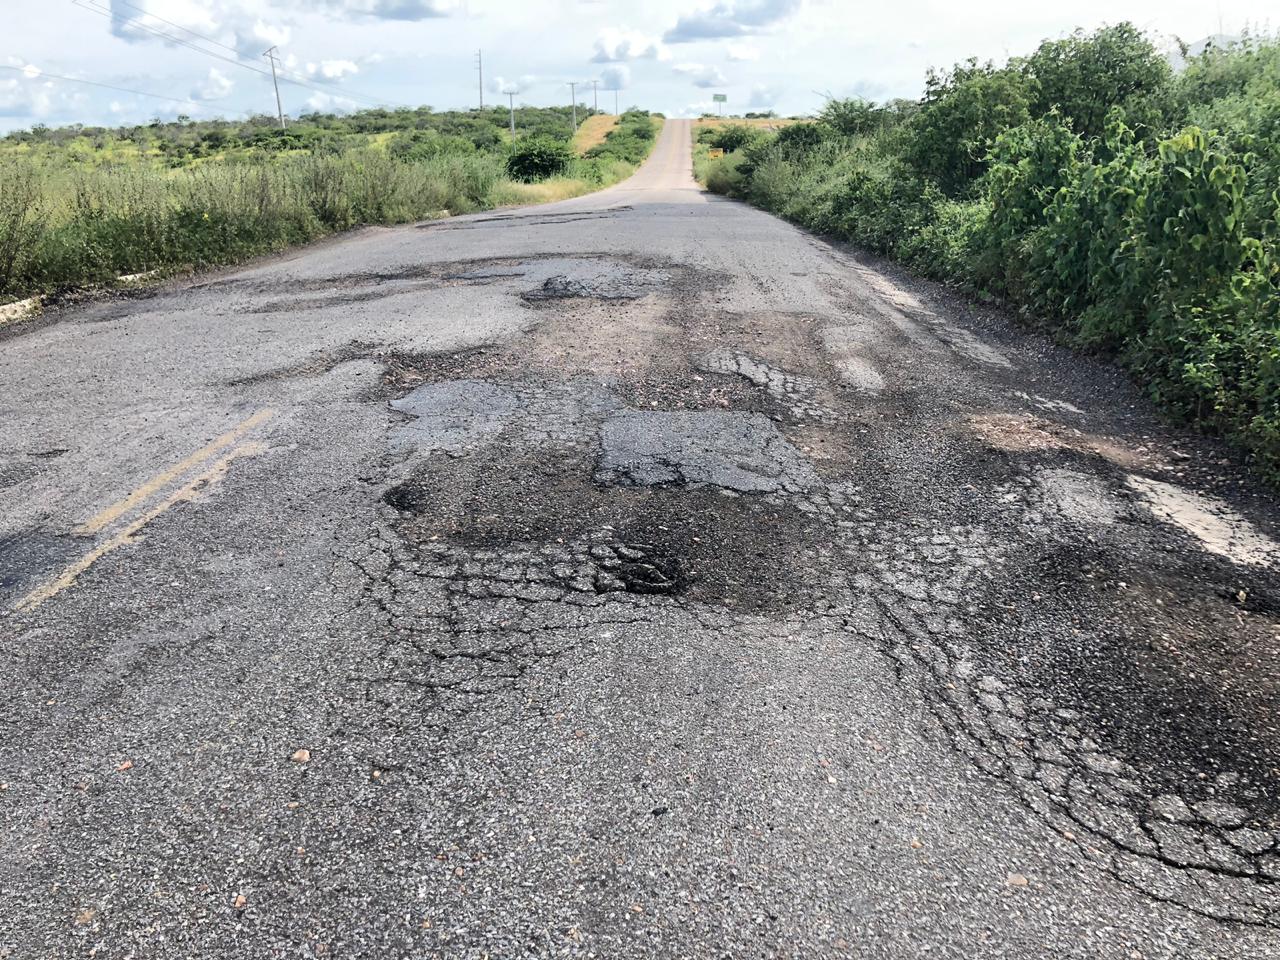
left=572, top=115, right=620, bottom=155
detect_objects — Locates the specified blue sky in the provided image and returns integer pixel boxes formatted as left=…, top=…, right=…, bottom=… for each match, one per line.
left=2, top=0, right=1275, bottom=132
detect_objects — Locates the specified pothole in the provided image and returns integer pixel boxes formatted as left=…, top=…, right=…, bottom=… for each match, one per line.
left=521, top=260, right=670, bottom=302
left=591, top=538, right=684, bottom=595
left=820, top=326, right=886, bottom=393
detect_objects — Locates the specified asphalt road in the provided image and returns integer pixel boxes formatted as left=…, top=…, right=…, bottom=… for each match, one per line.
left=2, top=120, right=1278, bottom=959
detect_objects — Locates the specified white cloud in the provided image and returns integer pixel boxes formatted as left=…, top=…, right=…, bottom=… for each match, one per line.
left=676, top=99, right=721, bottom=118
left=316, top=0, right=457, bottom=19
left=665, top=0, right=801, bottom=43
left=106, top=1, right=291, bottom=59
left=674, top=62, right=728, bottom=89
left=726, top=42, right=759, bottom=61
left=599, top=64, right=630, bottom=91
left=590, top=28, right=669, bottom=62
left=489, top=73, right=537, bottom=95
left=307, top=59, right=360, bottom=79
left=192, top=67, right=233, bottom=100
left=0, top=76, right=65, bottom=118
left=305, top=90, right=360, bottom=112
left=748, top=82, right=780, bottom=108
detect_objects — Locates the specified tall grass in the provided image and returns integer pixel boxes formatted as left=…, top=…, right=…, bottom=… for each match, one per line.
left=0, top=129, right=660, bottom=302
left=0, top=150, right=514, bottom=298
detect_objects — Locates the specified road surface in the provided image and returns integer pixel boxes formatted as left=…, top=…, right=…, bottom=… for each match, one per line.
left=2, top=120, right=1278, bottom=958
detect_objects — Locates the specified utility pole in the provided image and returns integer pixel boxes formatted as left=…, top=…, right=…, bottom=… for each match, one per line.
left=568, top=81, right=578, bottom=132
left=475, top=49, right=483, bottom=110
left=263, top=46, right=285, bottom=130
left=614, top=89, right=619, bottom=115
left=508, top=91, right=515, bottom=136
left=592, top=79, right=598, bottom=114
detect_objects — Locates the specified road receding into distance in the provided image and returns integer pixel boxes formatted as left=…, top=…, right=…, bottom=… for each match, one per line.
left=2, top=120, right=1278, bottom=958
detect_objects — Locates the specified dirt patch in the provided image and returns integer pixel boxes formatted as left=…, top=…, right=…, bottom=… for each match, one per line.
left=969, top=412, right=1166, bottom=471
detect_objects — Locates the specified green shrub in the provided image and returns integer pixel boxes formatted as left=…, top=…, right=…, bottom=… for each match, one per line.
left=818, top=98, right=886, bottom=136
left=1020, top=23, right=1173, bottom=139
left=701, top=26, right=1280, bottom=476
left=505, top=136, right=573, bottom=182
left=702, top=152, right=750, bottom=196
left=0, top=161, right=45, bottom=296
left=904, top=59, right=1032, bottom=195
left=708, top=125, right=762, bottom=153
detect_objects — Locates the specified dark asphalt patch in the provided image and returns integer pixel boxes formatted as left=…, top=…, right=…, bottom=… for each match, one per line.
left=596, top=410, right=820, bottom=494
left=0, top=529, right=83, bottom=604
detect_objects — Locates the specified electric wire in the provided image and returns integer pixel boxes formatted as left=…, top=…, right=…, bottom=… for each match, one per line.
left=0, top=63, right=201, bottom=105
left=70, top=0, right=419, bottom=111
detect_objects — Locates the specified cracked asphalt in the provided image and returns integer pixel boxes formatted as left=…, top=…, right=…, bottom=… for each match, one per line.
left=2, top=120, right=1279, bottom=959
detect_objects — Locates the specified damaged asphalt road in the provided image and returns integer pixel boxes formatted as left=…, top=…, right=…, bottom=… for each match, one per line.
left=1, top=120, right=1279, bottom=958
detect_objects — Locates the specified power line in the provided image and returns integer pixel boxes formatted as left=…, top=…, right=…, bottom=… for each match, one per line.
left=0, top=63, right=200, bottom=106
left=94, top=0, right=246, bottom=58
left=70, top=0, right=417, bottom=111
left=72, top=0, right=272, bottom=79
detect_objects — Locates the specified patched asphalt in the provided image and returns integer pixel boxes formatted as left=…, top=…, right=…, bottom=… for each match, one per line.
left=1, top=120, right=1278, bottom=958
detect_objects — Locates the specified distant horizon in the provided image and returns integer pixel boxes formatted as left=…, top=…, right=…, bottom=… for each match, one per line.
left=3, top=0, right=1276, bottom=134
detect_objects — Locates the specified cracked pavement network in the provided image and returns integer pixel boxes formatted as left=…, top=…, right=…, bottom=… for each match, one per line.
left=1, top=121, right=1278, bottom=958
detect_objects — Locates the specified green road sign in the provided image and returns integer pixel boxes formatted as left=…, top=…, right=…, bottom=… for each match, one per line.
left=712, top=94, right=727, bottom=102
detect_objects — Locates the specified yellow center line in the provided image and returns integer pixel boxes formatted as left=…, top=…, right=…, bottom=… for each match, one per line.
left=13, top=440, right=268, bottom=615
left=76, top=408, right=275, bottom=536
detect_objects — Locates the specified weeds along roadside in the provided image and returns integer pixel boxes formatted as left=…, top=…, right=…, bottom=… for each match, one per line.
left=0, top=107, right=662, bottom=303
left=693, top=26, right=1280, bottom=479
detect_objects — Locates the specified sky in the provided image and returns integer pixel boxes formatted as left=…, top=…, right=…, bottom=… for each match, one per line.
left=1, top=0, right=1276, bottom=133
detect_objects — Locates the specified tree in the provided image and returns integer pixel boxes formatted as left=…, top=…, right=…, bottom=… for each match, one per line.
left=818, top=97, right=885, bottom=136
left=1020, top=23, right=1172, bottom=139
left=904, top=60, right=1032, bottom=195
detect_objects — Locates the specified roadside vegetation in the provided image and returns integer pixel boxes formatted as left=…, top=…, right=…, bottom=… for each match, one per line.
left=0, top=105, right=660, bottom=302
left=696, top=26, right=1280, bottom=476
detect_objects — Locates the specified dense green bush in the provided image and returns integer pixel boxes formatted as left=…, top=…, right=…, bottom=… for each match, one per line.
left=1019, top=23, right=1173, bottom=138
left=706, top=124, right=764, bottom=153
left=700, top=24, right=1280, bottom=476
left=505, top=136, right=573, bottom=182
left=904, top=60, right=1032, bottom=195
